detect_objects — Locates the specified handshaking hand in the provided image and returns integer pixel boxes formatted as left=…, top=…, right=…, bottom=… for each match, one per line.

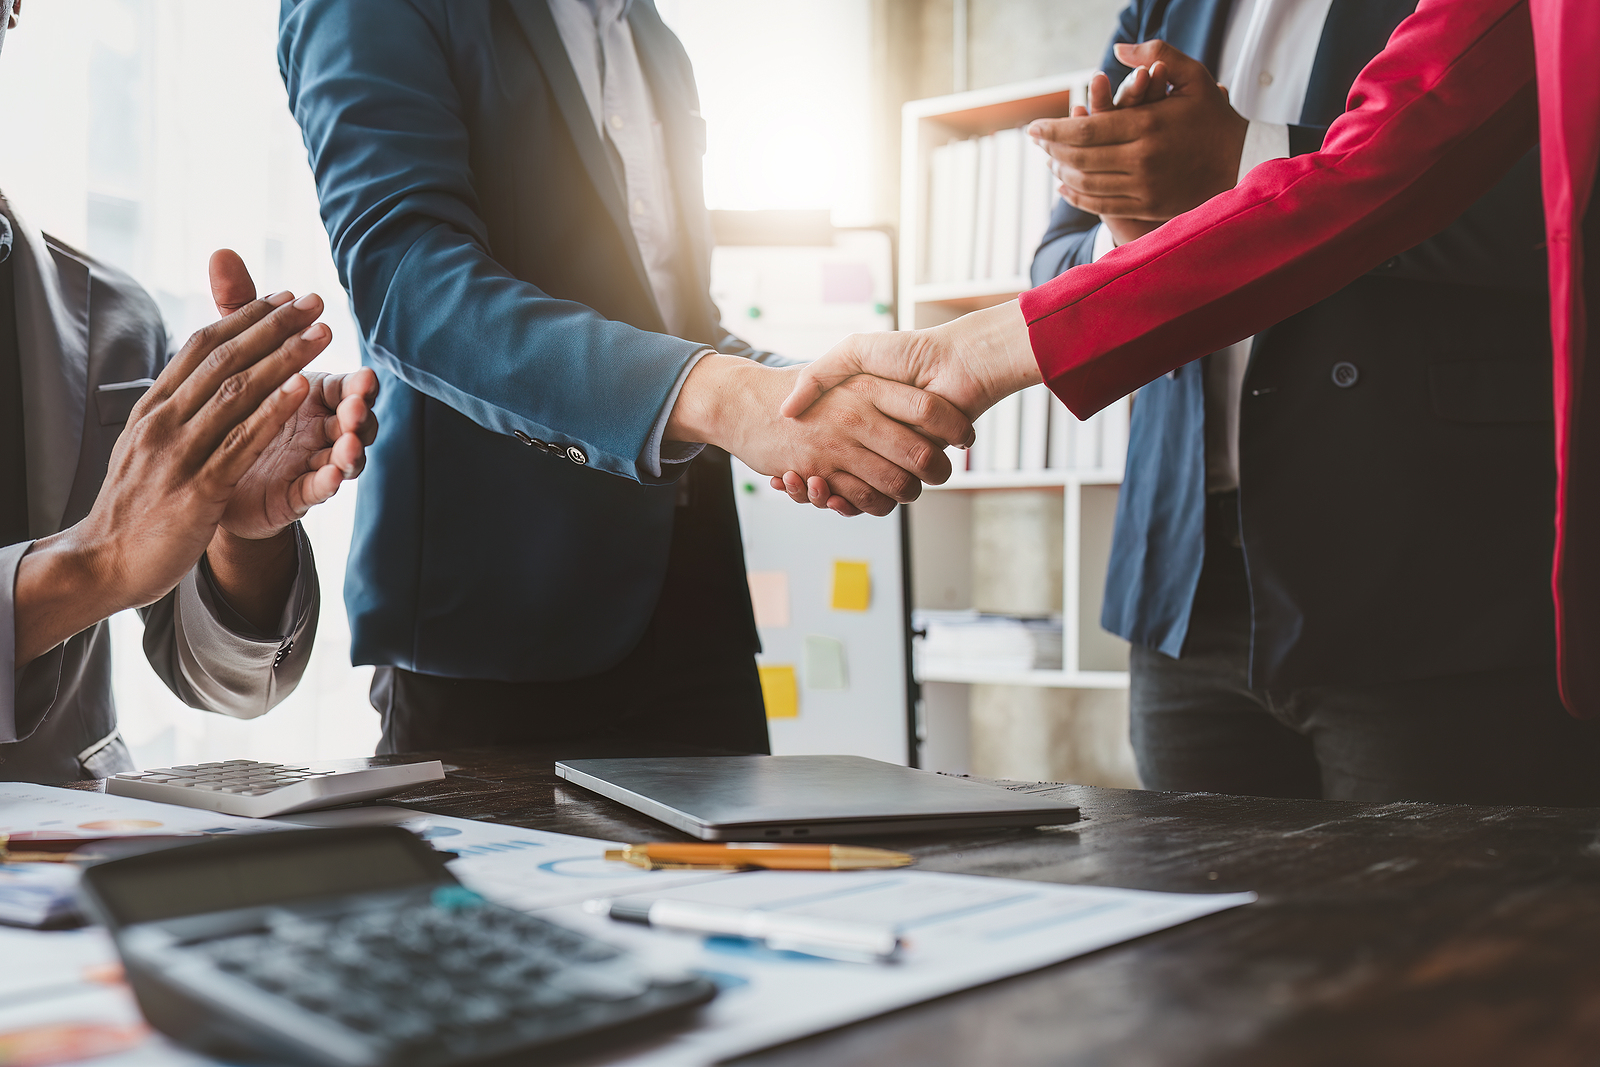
left=772, top=302, right=1040, bottom=514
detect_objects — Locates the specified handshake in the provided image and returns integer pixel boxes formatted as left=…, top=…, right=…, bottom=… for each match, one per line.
left=688, top=39, right=1220, bottom=516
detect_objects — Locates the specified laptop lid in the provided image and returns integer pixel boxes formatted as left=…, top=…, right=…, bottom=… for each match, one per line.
left=555, top=755, right=1080, bottom=841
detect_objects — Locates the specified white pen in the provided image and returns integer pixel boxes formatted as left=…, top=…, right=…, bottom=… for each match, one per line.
left=584, top=897, right=903, bottom=963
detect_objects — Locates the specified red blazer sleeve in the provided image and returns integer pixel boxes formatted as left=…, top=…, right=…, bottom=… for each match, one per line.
left=1021, top=0, right=1538, bottom=418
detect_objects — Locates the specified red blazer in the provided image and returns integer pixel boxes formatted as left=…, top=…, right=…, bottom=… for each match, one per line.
left=1021, top=0, right=1599, bottom=716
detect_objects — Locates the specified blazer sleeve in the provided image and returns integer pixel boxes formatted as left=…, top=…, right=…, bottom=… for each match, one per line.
left=139, top=523, right=319, bottom=720
left=1021, top=0, right=1538, bottom=418
left=278, top=0, right=709, bottom=485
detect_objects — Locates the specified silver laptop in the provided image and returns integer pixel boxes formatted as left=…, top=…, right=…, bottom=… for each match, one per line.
left=554, top=755, right=1081, bottom=841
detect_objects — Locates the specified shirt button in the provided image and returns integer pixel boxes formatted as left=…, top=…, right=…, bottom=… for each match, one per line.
left=1331, top=361, right=1360, bottom=388
left=512, top=429, right=535, bottom=446
left=610, top=114, right=625, bottom=130
left=1258, top=71, right=1274, bottom=87
left=566, top=446, right=588, bottom=465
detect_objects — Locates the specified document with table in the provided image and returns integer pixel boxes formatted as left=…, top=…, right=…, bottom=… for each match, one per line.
left=0, top=786, right=1253, bottom=1066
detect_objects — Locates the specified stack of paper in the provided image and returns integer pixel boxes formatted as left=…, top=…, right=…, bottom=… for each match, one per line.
left=0, top=863, right=82, bottom=928
left=925, top=129, right=1058, bottom=286
left=913, top=609, right=1064, bottom=673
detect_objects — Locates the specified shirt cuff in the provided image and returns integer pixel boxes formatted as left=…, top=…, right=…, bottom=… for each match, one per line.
left=645, top=348, right=712, bottom=479
left=1090, top=222, right=1117, bottom=261
left=1237, top=121, right=1291, bottom=185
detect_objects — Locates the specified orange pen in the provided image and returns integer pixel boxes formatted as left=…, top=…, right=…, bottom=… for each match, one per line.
left=603, top=842, right=913, bottom=871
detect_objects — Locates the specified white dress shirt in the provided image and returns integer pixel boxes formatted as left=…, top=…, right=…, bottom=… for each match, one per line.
left=549, top=0, right=706, bottom=476
left=1092, top=0, right=1334, bottom=492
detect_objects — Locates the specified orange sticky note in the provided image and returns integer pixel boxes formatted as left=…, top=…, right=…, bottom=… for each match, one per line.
left=831, top=560, right=871, bottom=612
left=758, top=665, right=799, bottom=719
left=747, top=571, right=791, bottom=628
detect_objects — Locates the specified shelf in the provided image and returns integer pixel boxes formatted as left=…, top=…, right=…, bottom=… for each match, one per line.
left=912, top=278, right=1026, bottom=311
left=930, top=469, right=1122, bottom=490
left=903, top=72, right=1090, bottom=135
left=916, top=666, right=1129, bottom=689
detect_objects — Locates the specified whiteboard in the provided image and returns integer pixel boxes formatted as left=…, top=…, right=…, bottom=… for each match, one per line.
left=730, top=458, right=913, bottom=766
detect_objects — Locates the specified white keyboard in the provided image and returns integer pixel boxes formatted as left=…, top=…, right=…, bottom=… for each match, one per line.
left=105, top=758, right=446, bottom=818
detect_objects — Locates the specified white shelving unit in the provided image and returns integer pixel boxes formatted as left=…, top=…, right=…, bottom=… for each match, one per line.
left=899, top=73, right=1131, bottom=761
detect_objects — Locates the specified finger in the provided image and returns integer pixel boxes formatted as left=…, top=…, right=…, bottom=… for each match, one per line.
left=1112, top=65, right=1147, bottom=107
left=826, top=494, right=862, bottom=518
left=1070, top=104, right=1088, bottom=118
left=168, top=295, right=327, bottom=423
left=1087, top=71, right=1114, bottom=113
left=209, top=249, right=257, bottom=318
left=780, top=351, right=866, bottom=419
left=780, top=471, right=809, bottom=504
left=200, top=372, right=312, bottom=492
left=329, top=431, right=366, bottom=479
left=1029, top=113, right=1141, bottom=149
left=139, top=290, right=296, bottom=415
left=1113, top=40, right=1212, bottom=95
left=1146, top=60, right=1170, bottom=99
left=1058, top=167, right=1145, bottom=199
left=818, top=470, right=897, bottom=518
left=1062, top=188, right=1148, bottom=217
left=856, top=376, right=974, bottom=455
left=187, top=321, right=333, bottom=454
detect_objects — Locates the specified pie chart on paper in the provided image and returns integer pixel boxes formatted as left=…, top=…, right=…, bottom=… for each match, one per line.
left=75, top=820, right=164, bottom=832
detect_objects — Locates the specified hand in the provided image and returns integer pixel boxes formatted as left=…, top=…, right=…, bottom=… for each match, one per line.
left=207, top=250, right=379, bottom=541
left=664, top=355, right=974, bottom=517
left=1027, top=40, right=1247, bottom=223
left=772, top=303, right=1038, bottom=513
left=14, top=288, right=333, bottom=664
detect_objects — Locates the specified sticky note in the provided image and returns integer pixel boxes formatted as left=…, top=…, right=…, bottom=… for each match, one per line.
left=803, top=635, right=848, bottom=690
left=831, top=560, right=871, bottom=612
left=758, top=665, right=799, bottom=719
left=747, top=571, right=791, bottom=629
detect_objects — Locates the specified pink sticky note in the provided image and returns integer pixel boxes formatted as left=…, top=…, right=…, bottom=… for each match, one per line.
left=747, top=571, right=791, bottom=628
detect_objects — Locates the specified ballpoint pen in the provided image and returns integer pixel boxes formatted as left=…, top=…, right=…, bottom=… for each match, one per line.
left=603, top=842, right=914, bottom=871
left=585, top=897, right=904, bottom=963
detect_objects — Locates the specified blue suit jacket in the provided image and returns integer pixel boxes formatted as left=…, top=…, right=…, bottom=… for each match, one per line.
left=279, top=0, right=770, bottom=681
left=1033, top=0, right=1554, bottom=690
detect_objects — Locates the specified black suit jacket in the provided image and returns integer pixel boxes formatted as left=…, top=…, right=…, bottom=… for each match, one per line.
left=1034, top=0, right=1554, bottom=691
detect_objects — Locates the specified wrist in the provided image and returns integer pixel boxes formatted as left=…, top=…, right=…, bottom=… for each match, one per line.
left=937, top=300, right=1041, bottom=414
left=205, top=525, right=299, bottom=633
left=12, top=528, right=134, bottom=667
left=664, top=354, right=754, bottom=450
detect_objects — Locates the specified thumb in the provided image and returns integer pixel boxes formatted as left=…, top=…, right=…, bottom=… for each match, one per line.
left=209, top=249, right=257, bottom=318
left=779, top=341, right=870, bottom=419
left=1112, top=40, right=1213, bottom=95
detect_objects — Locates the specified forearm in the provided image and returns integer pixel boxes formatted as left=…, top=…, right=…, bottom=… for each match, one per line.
left=204, top=527, right=299, bottom=634
left=12, top=531, right=130, bottom=669
left=1023, top=0, right=1537, bottom=418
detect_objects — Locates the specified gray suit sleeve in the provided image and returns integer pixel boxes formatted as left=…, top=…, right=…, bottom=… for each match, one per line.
left=0, top=539, right=68, bottom=745
left=140, top=522, right=320, bottom=719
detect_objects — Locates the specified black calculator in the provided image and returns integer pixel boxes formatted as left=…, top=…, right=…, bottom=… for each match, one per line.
left=77, top=827, right=715, bottom=1066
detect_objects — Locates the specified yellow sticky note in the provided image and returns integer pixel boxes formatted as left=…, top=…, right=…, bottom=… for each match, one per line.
left=758, top=665, right=799, bottom=719
left=831, top=560, right=871, bottom=612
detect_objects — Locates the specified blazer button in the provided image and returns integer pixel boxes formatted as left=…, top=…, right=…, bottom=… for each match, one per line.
left=566, top=446, right=588, bottom=465
left=512, top=429, right=535, bottom=446
left=1331, top=361, right=1360, bottom=388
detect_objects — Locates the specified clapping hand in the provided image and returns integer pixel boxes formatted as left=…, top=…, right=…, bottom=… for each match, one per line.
left=206, top=250, right=378, bottom=540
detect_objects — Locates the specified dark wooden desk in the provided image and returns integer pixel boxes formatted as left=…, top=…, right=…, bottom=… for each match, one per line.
left=78, top=745, right=1600, bottom=1065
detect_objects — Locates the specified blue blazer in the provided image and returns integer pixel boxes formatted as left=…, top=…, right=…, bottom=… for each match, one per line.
left=279, top=0, right=772, bottom=681
left=1033, top=0, right=1554, bottom=691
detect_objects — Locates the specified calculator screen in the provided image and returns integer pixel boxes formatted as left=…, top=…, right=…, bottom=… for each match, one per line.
left=93, top=832, right=444, bottom=925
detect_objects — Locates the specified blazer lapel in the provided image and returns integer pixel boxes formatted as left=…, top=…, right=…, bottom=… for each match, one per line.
left=508, top=0, right=659, bottom=315
left=1164, top=0, right=1233, bottom=75
left=1298, top=0, right=1418, bottom=128
left=3, top=202, right=88, bottom=538
left=627, top=0, right=718, bottom=341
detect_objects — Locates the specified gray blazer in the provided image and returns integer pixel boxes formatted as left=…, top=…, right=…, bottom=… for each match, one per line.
left=0, top=195, right=318, bottom=783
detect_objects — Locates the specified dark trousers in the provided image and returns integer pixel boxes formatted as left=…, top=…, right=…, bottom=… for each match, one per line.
left=372, top=456, right=771, bottom=756
left=1130, top=493, right=1600, bottom=806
